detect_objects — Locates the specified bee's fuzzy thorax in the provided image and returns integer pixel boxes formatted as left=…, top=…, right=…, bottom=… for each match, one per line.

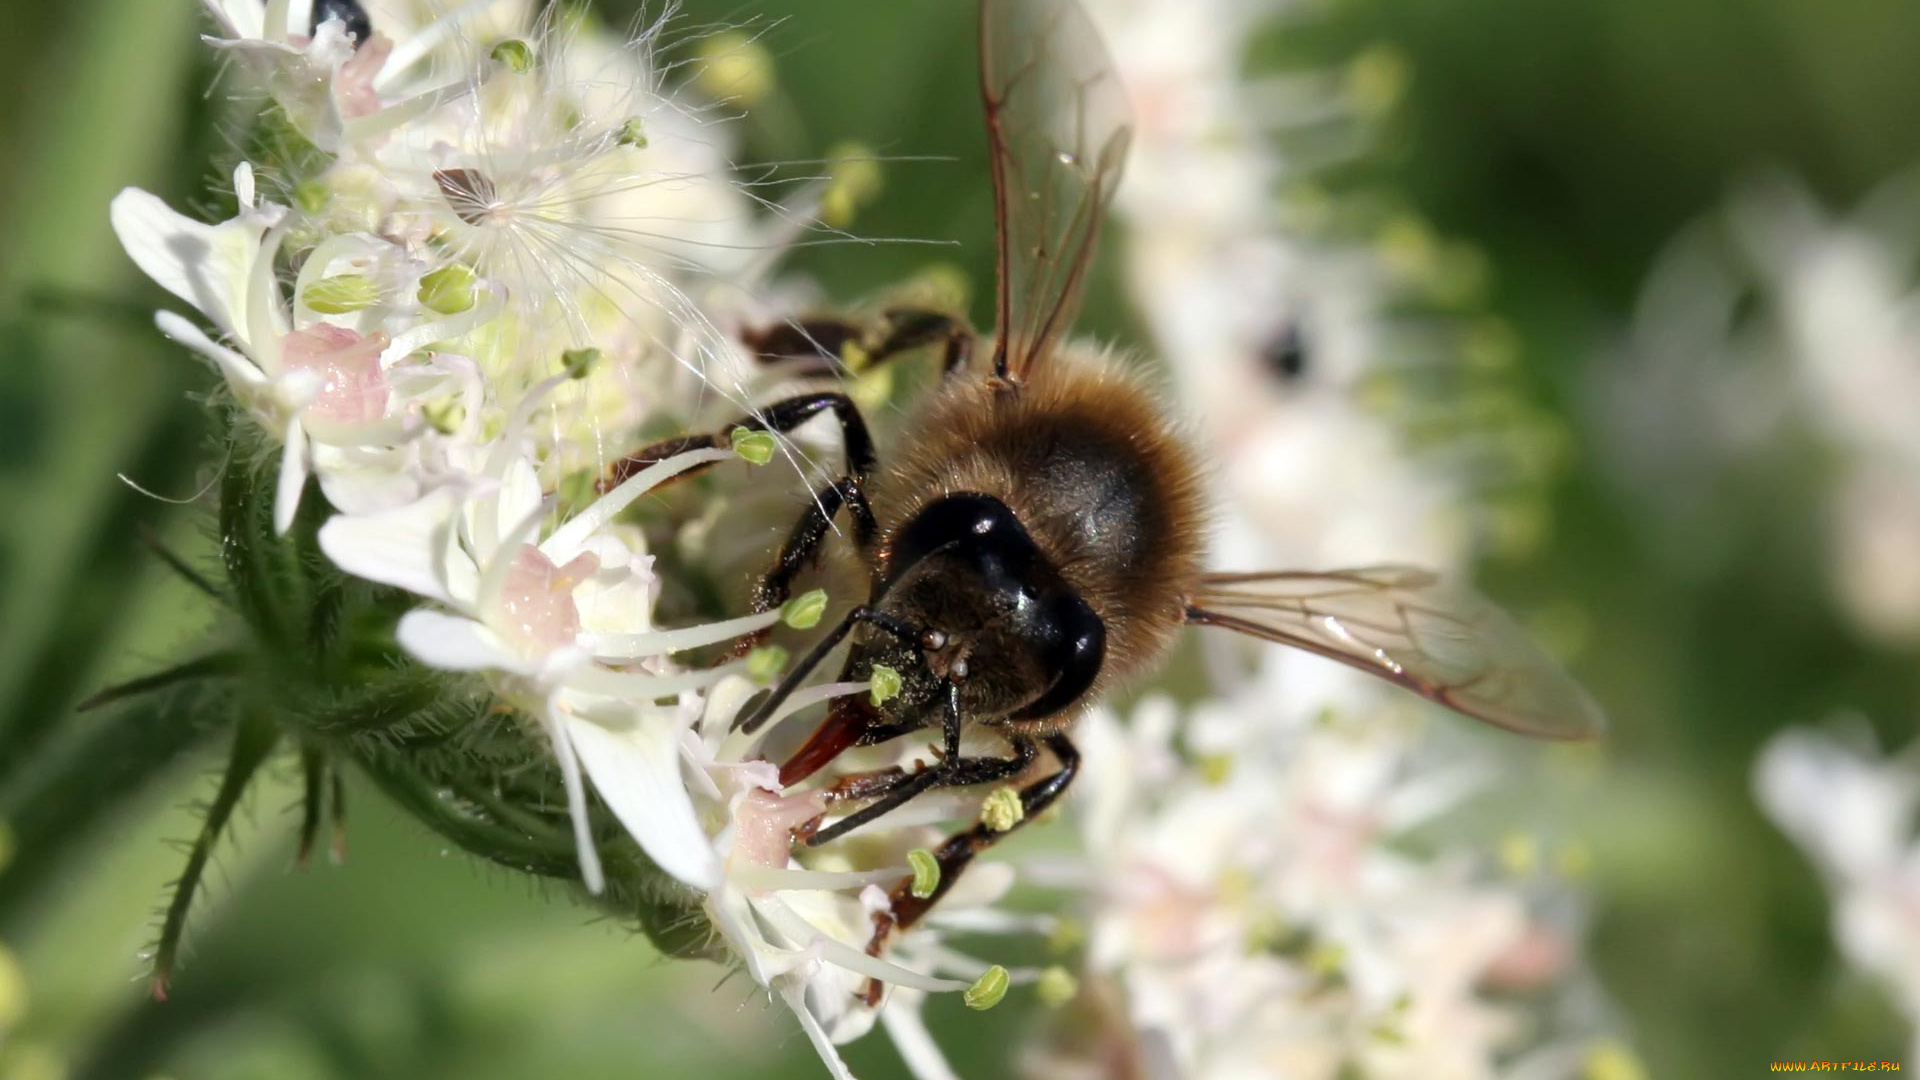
left=870, top=342, right=1208, bottom=719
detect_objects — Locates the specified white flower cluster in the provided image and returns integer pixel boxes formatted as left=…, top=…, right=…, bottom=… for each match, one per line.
left=1600, top=176, right=1920, bottom=647
left=1041, top=1, right=1629, bottom=1077
left=1048, top=668, right=1609, bottom=1080
left=1086, top=0, right=1551, bottom=575
left=1756, top=726, right=1920, bottom=1066
left=109, top=4, right=1017, bottom=1077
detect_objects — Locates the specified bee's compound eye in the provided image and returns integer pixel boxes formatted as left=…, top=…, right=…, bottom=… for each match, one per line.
left=972, top=516, right=994, bottom=535
left=314, top=0, right=374, bottom=44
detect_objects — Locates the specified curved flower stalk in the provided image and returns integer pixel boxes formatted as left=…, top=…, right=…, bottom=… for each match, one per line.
left=1755, top=726, right=1920, bottom=1066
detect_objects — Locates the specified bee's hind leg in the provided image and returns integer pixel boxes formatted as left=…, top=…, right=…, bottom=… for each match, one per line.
left=856, top=732, right=1081, bottom=1004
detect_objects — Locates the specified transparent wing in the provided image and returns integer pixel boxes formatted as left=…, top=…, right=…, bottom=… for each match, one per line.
left=1186, top=567, right=1606, bottom=740
left=979, top=0, right=1132, bottom=384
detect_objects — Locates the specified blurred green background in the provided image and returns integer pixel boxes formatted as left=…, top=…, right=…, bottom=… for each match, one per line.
left=2, top=0, right=1918, bottom=1078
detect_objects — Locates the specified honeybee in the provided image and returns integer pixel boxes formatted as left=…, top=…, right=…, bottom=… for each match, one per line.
left=609, top=0, right=1604, bottom=966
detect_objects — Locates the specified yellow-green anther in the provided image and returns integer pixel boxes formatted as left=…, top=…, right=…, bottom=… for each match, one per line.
left=869, top=664, right=903, bottom=706
left=423, top=399, right=466, bottom=435
left=747, top=645, right=788, bottom=684
left=1307, top=942, right=1346, bottom=979
left=294, top=180, right=329, bottom=214
left=906, top=848, right=939, bottom=898
left=827, top=141, right=884, bottom=204
left=695, top=31, right=774, bottom=106
left=730, top=426, right=776, bottom=465
left=1583, top=1041, right=1650, bottom=1080
left=617, top=116, right=649, bottom=148
left=1035, top=966, right=1077, bottom=1008
left=980, top=787, right=1024, bottom=832
left=491, top=38, right=534, bottom=72
left=819, top=184, right=859, bottom=228
left=1499, top=832, right=1539, bottom=877
left=1344, top=43, right=1411, bottom=117
left=1046, top=918, right=1084, bottom=954
left=304, top=273, right=380, bottom=314
left=1197, top=752, right=1233, bottom=786
left=417, top=263, right=477, bottom=314
left=782, top=589, right=828, bottom=630
left=962, top=965, right=1010, bottom=1011
left=562, top=347, right=602, bottom=380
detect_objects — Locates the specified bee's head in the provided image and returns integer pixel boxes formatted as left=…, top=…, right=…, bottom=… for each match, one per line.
left=777, top=493, right=1104, bottom=785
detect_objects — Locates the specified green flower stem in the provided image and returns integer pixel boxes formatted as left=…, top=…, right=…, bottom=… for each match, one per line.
left=352, top=746, right=581, bottom=881
left=76, top=651, right=247, bottom=713
left=150, top=713, right=280, bottom=1001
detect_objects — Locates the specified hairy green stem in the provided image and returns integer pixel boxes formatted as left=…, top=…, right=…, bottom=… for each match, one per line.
left=150, top=713, right=280, bottom=1001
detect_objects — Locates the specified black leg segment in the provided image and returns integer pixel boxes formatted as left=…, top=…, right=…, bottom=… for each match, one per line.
left=601, top=391, right=877, bottom=491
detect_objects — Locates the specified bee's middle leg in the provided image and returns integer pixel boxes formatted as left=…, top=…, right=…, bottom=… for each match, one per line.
left=745, top=307, right=975, bottom=377
left=601, top=390, right=877, bottom=492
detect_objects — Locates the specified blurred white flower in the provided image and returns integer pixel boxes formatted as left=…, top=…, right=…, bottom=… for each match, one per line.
left=1599, top=176, right=1920, bottom=645
left=1042, top=654, right=1592, bottom=1080
left=1054, top=5, right=1617, bottom=1078
left=1755, top=726, right=1920, bottom=1065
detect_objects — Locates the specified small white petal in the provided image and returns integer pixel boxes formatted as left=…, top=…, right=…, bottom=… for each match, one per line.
left=201, top=0, right=266, bottom=43
left=318, top=490, right=458, bottom=603
left=154, top=311, right=266, bottom=389
left=541, top=448, right=733, bottom=560
left=495, top=455, right=544, bottom=541
left=561, top=708, right=723, bottom=889
left=273, top=417, right=309, bottom=534
left=396, top=609, right=526, bottom=673
left=777, top=981, right=860, bottom=1080
left=233, top=161, right=256, bottom=209
left=878, top=990, right=960, bottom=1080
left=111, top=188, right=261, bottom=340
left=546, top=713, right=606, bottom=895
